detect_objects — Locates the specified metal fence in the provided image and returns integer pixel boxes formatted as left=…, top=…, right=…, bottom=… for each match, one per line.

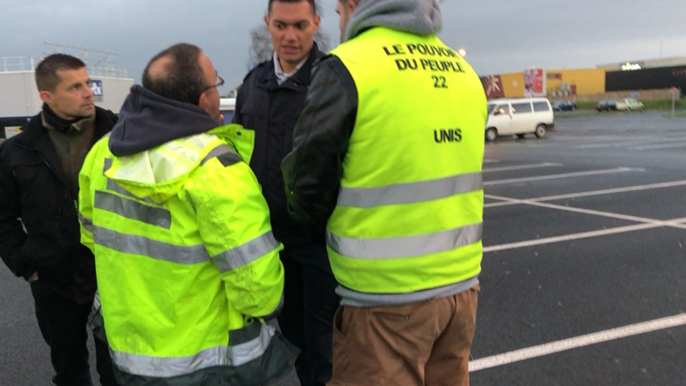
left=1, top=57, right=37, bottom=72
left=0, top=56, right=128, bottom=78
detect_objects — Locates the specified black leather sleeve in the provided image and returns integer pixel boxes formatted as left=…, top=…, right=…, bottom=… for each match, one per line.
left=281, top=55, right=358, bottom=230
left=232, top=82, right=246, bottom=125
left=0, top=142, right=29, bottom=278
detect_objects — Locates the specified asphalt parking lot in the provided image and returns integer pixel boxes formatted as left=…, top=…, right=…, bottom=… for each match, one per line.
left=1, top=111, right=684, bottom=385
left=472, top=111, right=686, bottom=385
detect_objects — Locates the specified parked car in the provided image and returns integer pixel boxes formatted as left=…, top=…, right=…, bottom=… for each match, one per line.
left=595, top=100, right=617, bottom=112
left=615, top=98, right=644, bottom=111
left=552, top=101, right=577, bottom=111
left=485, top=98, right=554, bottom=141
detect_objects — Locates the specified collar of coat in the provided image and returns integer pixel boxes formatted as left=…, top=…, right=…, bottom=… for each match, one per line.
left=257, top=42, right=324, bottom=91
left=17, top=106, right=115, bottom=152
left=10, top=106, right=116, bottom=188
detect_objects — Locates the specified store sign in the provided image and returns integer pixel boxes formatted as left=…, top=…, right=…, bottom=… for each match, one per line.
left=524, top=68, right=546, bottom=97
left=621, top=62, right=642, bottom=71
left=89, top=79, right=104, bottom=102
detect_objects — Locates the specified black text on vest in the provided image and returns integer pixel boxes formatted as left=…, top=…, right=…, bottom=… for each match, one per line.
left=434, top=129, right=463, bottom=143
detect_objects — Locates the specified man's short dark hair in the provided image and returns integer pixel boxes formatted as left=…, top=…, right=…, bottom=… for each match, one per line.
left=35, top=54, right=86, bottom=92
left=142, top=43, right=206, bottom=105
left=268, top=0, right=317, bottom=15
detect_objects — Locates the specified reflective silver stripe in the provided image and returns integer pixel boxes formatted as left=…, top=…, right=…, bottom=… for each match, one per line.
left=337, top=277, right=479, bottom=307
left=211, top=231, right=279, bottom=272
left=327, top=223, right=483, bottom=260
left=89, top=291, right=107, bottom=342
left=103, top=158, right=113, bottom=174
left=93, top=225, right=210, bottom=264
left=110, top=322, right=275, bottom=377
left=201, top=144, right=243, bottom=166
left=79, top=214, right=94, bottom=233
left=106, top=179, right=156, bottom=204
left=337, top=172, right=482, bottom=208
left=112, top=346, right=227, bottom=378
left=95, top=190, right=172, bottom=229
left=232, top=322, right=275, bottom=366
left=92, top=290, right=101, bottom=312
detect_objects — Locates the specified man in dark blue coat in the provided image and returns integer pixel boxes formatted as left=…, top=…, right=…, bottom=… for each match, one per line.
left=233, top=1, right=338, bottom=385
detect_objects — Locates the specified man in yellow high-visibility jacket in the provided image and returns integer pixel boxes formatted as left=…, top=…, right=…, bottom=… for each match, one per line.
left=282, top=0, right=488, bottom=385
left=79, top=43, right=295, bottom=385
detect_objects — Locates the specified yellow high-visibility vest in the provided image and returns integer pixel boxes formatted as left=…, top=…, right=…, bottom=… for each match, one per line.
left=79, top=124, right=292, bottom=383
left=327, top=27, right=487, bottom=304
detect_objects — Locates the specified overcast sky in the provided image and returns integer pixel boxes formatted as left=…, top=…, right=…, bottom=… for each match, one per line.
left=2, top=0, right=685, bottom=93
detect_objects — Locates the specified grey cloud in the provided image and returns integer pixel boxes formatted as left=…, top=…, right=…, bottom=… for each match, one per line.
left=1, top=0, right=683, bottom=94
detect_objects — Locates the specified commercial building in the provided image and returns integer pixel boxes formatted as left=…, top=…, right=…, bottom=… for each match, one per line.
left=480, top=56, right=685, bottom=101
left=596, top=57, right=686, bottom=71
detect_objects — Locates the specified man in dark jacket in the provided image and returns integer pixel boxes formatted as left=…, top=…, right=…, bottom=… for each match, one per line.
left=233, top=1, right=339, bottom=385
left=283, top=0, right=486, bottom=385
left=0, top=54, right=118, bottom=386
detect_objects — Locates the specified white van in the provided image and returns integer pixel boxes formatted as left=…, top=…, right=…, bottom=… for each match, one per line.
left=485, top=98, right=554, bottom=141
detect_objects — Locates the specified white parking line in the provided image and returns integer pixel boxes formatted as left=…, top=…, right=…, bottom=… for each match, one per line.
left=470, top=313, right=686, bottom=372
left=484, top=180, right=686, bottom=208
left=484, top=201, right=523, bottom=208
left=631, top=142, right=686, bottom=151
left=484, top=159, right=501, bottom=164
left=526, top=180, right=686, bottom=202
left=575, top=135, right=686, bottom=149
left=487, top=195, right=663, bottom=224
left=486, top=193, right=686, bottom=230
left=484, top=194, right=686, bottom=253
left=484, top=168, right=644, bottom=186
left=574, top=138, right=654, bottom=149
left=576, top=143, right=626, bottom=149
left=483, top=163, right=562, bottom=173
left=483, top=223, right=661, bottom=253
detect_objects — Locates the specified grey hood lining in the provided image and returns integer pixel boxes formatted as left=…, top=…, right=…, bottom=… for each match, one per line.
left=343, top=0, right=442, bottom=42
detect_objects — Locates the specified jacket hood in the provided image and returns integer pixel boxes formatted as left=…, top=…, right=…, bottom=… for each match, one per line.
left=108, top=85, right=220, bottom=156
left=343, top=0, right=442, bottom=42
left=105, top=124, right=240, bottom=204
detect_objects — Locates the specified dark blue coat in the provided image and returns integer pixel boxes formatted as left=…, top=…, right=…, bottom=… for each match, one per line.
left=233, top=44, right=324, bottom=243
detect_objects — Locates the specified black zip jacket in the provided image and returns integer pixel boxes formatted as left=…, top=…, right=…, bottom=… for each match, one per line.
left=281, top=55, right=358, bottom=232
left=233, top=44, right=325, bottom=242
left=0, top=106, right=117, bottom=303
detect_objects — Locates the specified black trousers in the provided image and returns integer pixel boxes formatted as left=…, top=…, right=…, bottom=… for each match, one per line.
left=31, top=280, right=118, bottom=386
left=278, top=239, right=340, bottom=386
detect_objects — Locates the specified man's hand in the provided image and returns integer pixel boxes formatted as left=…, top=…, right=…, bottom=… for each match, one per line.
left=27, top=272, right=38, bottom=283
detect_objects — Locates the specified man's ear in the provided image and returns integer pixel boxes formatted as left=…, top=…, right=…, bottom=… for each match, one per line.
left=39, top=90, right=52, bottom=105
left=314, top=14, right=321, bottom=30
left=264, top=14, right=270, bottom=29
left=198, top=92, right=209, bottom=114
left=347, top=0, right=357, bottom=15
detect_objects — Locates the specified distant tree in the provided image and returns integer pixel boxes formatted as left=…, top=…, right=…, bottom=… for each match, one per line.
left=248, top=25, right=273, bottom=69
